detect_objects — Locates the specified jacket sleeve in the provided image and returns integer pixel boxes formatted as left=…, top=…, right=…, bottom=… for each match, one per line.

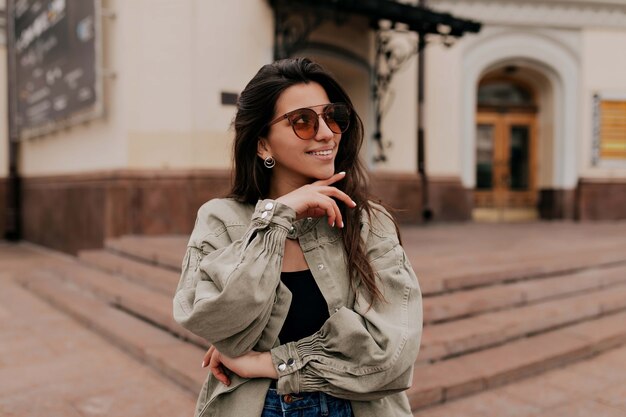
left=270, top=206, right=423, bottom=400
left=172, top=198, right=294, bottom=357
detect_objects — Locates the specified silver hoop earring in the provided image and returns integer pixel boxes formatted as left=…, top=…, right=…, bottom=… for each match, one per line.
left=264, top=156, right=275, bottom=169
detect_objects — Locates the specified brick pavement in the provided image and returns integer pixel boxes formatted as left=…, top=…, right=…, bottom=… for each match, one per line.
left=415, top=347, right=626, bottom=416
left=0, top=243, right=196, bottom=417
left=2, top=220, right=626, bottom=417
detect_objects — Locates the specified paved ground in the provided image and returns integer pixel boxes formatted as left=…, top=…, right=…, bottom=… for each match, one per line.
left=415, top=347, right=626, bottom=417
left=1, top=220, right=626, bottom=417
left=0, top=245, right=196, bottom=417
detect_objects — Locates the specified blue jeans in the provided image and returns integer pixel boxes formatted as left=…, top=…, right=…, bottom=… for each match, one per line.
left=261, top=388, right=354, bottom=417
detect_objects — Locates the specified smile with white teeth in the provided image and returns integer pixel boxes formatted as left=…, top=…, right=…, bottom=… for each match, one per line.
left=307, top=149, right=333, bottom=156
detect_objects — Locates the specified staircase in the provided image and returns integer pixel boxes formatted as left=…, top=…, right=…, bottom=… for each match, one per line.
left=16, top=222, right=626, bottom=416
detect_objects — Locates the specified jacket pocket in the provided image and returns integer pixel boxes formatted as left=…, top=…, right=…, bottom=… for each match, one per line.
left=198, top=374, right=250, bottom=417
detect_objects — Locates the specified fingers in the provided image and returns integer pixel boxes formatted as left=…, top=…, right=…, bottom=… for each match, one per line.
left=321, top=195, right=339, bottom=228
left=283, top=172, right=357, bottom=228
left=315, top=171, right=346, bottom=187
left=202, top=345, right=214, bottom=368
left=323, top=186, right=357, bottom=211
left=207, top=347, right=230, bottom=386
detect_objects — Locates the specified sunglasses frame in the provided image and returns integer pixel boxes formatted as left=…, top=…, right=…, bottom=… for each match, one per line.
left=268, top=103, right=352, bottom=140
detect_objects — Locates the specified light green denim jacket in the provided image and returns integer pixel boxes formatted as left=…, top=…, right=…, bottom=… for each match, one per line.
left=173, top=197, right=422, bottom=417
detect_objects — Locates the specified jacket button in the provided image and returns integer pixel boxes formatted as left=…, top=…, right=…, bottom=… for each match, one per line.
left=287, top=358, right=295, bottom=366
left=265, top=202, right=274, bottom=210
left=317, top=264, right=324, bottom=270
left=277, top=362, right=287, bottom=372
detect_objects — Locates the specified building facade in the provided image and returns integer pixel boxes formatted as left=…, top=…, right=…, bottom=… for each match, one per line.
left=1, top=0, right=626, bottom=253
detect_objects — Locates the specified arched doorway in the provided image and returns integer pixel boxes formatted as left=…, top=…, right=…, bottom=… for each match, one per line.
left=473, top=74, right=539, bottom=221
left=461, top=30, right=581, bottom=221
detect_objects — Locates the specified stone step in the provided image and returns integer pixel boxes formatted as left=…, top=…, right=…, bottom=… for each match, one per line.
left=40, top=256, right=209, bottom=348
left=78, top=249, right=180, bottom=295
left=104, top=235, right=187, bottom=270
left=413, top=345, right=626, bottom=416
left=408, top=310, right=626, bottom=411
left=405, top=222, right=626, bottom=296
left=17, top=269, right=207, bottom=395
left=420, top=282, right=626, bottom=362
left=417, top=255, right=626, bottom=296
left=104, top=235, right=626, bottom=298
left=423, top=262, right=626, bottom=324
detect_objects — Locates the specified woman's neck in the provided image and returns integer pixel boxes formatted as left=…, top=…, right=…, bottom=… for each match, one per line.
left=267, top=175, right=310, bottom=200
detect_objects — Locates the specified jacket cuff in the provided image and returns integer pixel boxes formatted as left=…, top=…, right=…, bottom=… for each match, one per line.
left=253, top=199, right=296, bottom=231
left=270, top=342, right=302, bottom=393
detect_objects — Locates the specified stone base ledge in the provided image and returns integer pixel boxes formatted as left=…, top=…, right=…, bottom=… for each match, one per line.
left=21, top=169, right=232, bottom=254
left=577, top=178, right=626, bottom=221
left=12, top=169, right=625, bottom=254
left=0, top=178, right=7, bottom=238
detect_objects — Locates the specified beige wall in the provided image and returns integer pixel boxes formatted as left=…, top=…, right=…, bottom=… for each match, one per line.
left=12, top=0, right=626, bottom=184
left=19, top=0, right=275, bottom=175
left=377, top=47, right=418, bottom=173
left=126, top=0, right=274, bottom=170
left=424, top=39, right=464, bottom=178
left=580, top=28, right=626, bottom=178
left=19, top=0, right=128, bottom=176
left=0, top=45, right=8, bottom=178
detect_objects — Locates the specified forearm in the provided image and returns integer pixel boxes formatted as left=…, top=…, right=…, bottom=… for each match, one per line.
left=211, top=350, right=279, bottom=384
left=174, top=200, right=296, bottom=355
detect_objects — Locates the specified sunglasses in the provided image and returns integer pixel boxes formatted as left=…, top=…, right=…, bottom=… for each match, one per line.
left=268, top=103, right=351, bottom=140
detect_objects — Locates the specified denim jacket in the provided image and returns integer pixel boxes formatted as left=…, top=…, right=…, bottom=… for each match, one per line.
left=173, top=198, right=422, bottom=417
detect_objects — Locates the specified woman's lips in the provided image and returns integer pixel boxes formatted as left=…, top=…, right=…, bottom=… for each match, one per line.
left=306, top=149, right=334, bottom=160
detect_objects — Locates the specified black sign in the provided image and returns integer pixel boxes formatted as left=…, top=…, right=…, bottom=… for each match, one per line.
left=12, top=0, right=102, bottom=138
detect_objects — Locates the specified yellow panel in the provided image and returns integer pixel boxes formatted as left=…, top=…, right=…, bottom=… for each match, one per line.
left=600, top=100, right=626, bottom=160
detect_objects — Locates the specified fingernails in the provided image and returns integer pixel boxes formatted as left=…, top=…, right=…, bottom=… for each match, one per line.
left=339, top=171, right=346, bottom=175
left=340, top=221, right=344, bottom=228
left=351, top=200, right=357, bottom=207
left=201, top=361, right=206, bottom=368
left=331, top=222, right=335, bottom=228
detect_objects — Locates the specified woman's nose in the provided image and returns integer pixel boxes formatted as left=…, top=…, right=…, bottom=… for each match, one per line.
left=315, top=116, right=335, bottom=141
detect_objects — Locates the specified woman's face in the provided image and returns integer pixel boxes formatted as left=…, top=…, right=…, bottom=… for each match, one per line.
left=258, top=82, right=342, bottom=193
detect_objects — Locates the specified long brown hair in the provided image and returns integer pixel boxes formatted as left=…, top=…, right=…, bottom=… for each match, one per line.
left=229, top=57, right=397, bottom=305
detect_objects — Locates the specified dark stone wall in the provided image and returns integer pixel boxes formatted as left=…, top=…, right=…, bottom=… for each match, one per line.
left=369, top=172, right=423, bottom=223
left=21, top=170, right=231, bottom=254
left=538, top=188, right=577, bottom=220
left=427, top=177, right=473, bottom=222
left=18, top=170, right=479, bottom=254
left=368, top=174, right=473, bottom=223
left=0, top=178, right=6, bottom=238
left=576, top=179, right=626, bottom=221
left=23, top=169, right=626, bottom=254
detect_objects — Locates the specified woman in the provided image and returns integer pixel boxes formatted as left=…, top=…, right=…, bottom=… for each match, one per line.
left=173, top=57, right=422, bottom=417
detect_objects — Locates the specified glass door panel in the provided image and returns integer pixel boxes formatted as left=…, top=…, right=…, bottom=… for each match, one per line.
left=509, top=125, right=530, bottom=190
left=476, top=124, right=495, bottom=190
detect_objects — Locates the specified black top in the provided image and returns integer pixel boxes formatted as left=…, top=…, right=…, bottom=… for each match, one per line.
left=270, top=269, right=329, bottom=388
left=278, top=269, right=330, bottom=344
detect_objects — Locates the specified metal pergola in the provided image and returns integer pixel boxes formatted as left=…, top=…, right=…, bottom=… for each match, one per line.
left=269, top=0, right=482, bottom=221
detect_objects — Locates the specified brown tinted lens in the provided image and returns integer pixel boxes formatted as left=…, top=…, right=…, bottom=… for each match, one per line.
left=324, top=104, right=351, bottom=134
left=288, top=108, right=318, bottom=139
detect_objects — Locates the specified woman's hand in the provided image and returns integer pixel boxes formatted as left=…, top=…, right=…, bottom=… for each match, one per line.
left=202, top=346, right=279, bottom=386
left=276, top=171, right=357, bottom=228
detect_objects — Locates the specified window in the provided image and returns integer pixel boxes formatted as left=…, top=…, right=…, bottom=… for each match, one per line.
left=478, top=81, right=534, bottom=108
left=592, top=94, right=626, bottom=165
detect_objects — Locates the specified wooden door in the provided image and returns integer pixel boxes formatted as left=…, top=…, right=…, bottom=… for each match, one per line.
left=474, top=112, right=538, bottom=210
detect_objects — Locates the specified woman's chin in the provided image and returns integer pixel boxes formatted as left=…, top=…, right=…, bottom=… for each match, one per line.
left=311, top=168, right=337, bottom=181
